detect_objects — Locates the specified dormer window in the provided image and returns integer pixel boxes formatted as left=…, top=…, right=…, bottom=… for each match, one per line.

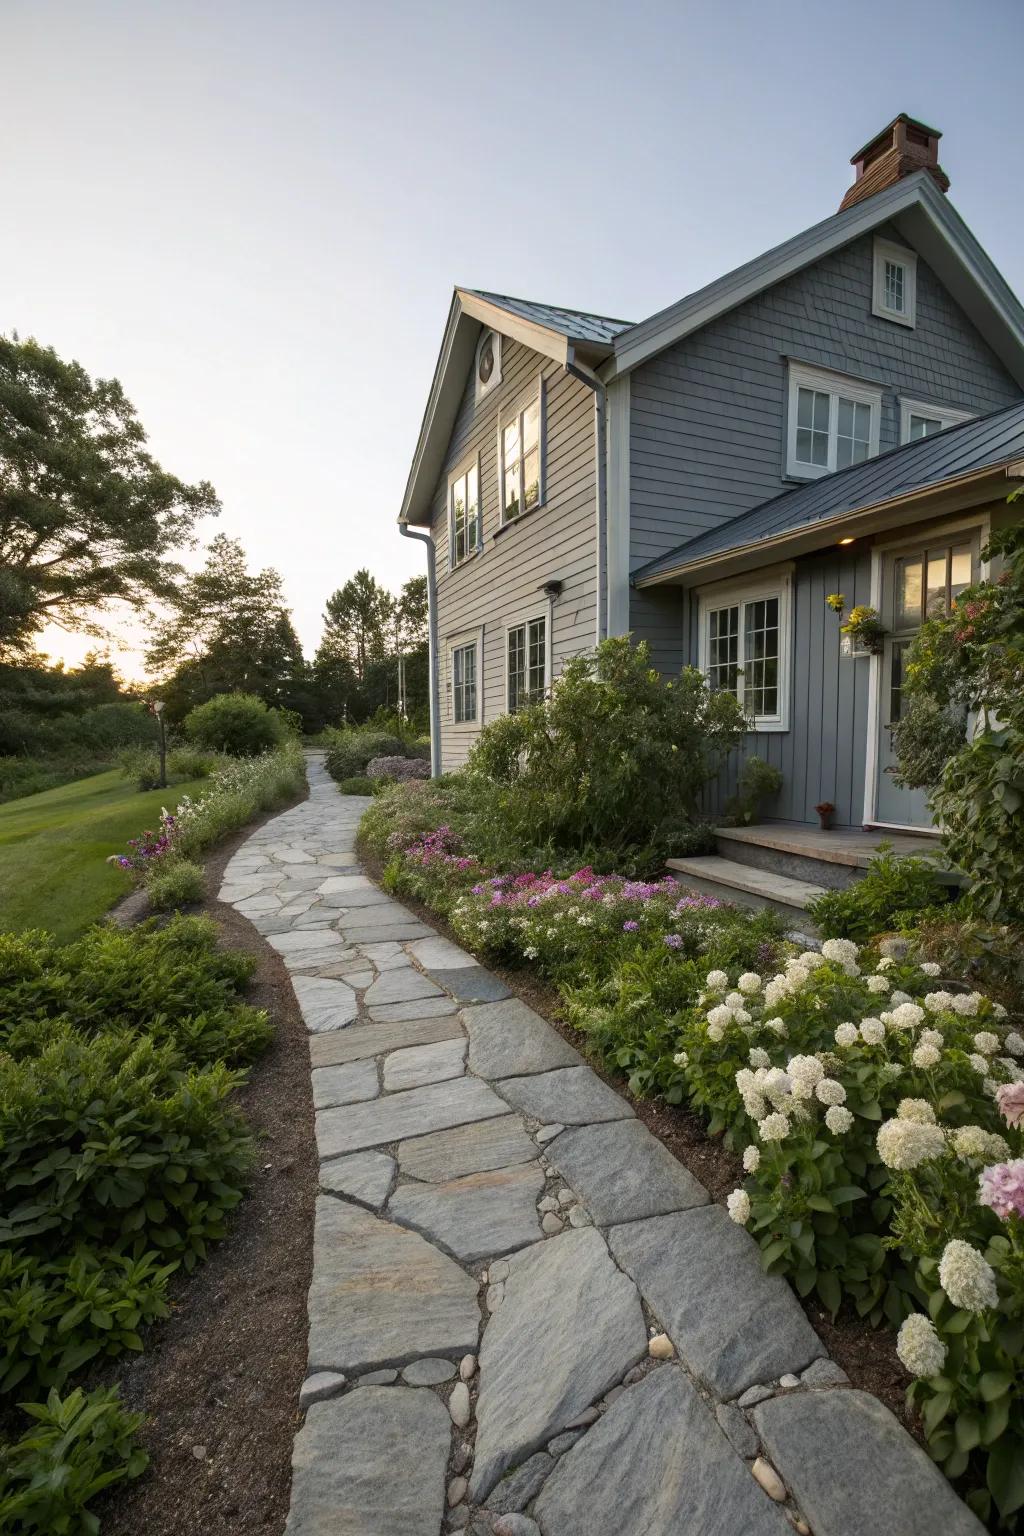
left=786, top=363, right=881, bottom=479
left=872, top=239, right=917, bottom=328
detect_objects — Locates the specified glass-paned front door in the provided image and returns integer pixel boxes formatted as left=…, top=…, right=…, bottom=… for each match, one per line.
left=874, top=535, right=977, bottom=826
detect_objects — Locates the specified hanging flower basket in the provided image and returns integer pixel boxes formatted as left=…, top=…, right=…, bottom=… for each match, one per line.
left=826, top=595, right=886, bottom=657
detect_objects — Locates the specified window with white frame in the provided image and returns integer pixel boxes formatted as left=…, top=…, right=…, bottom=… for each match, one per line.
left=507, top=616, right=547, bottom=712
left=899, top=398, right=973, bottom=444
left=786, top=363, right=881, bottom=479
left=448, top=458, right=481, bottom=567
left=451, top=641, right=478, bottom=724
left=872, top=239, right=917, bottom=328
left=500, top=388, right=543, bottom=523
left=699, top=578, right=791, bottom=729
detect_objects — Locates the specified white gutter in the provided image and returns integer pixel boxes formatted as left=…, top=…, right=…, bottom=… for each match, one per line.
left=398, top=520, right=442, bottom=777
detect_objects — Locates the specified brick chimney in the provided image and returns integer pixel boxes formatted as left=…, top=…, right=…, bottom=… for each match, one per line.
left=839, top=114, right=949, bottom=211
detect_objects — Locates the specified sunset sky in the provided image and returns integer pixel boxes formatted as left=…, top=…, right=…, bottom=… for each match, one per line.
left=5, top=0, right=1022, bottom=680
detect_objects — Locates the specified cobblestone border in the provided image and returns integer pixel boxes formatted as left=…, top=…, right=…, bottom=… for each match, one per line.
left=217, top=756, right=984, bottom=1536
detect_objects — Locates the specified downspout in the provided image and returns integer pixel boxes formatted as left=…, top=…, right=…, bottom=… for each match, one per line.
left=398, top=519, right=442, bottom=778
left=566, top=353, right=608, bottom=645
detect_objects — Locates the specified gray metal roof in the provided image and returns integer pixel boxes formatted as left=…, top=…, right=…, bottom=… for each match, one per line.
left=466, top=289, right=634, bottom=346
left=633, top=399, right=1024, bottom=581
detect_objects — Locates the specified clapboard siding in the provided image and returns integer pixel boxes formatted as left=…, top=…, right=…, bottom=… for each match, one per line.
left=429, top=337, right=597, bottom=769
left=695, top=545, right=875, bottom=828
left=628, top=225, right=1020, bottom=692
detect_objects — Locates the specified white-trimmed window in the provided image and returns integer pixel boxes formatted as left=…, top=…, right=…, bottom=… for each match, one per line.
left=698, top=576, right=792, bottom=730
left=448, top=457, right=481, bottom=567
left=499, top=384, right=544, bottom=524
left=872, top=239, right=917, bottom=328
left=451, top=641, right=479, bottom=724
left=899, top=398, right=973, bottom=443
left=506, top=615, right=548, bottom=712
left=786, top=363, right=881, bottom=479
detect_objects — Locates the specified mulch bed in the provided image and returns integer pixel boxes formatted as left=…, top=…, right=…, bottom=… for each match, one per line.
left=359, top=838, right=918, bottom=1438
left=100, top=798, right=317, bottom=1536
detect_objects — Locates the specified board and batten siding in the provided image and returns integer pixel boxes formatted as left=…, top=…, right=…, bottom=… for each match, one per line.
left=694, top=544, right=875, bottom=828
left=428, top=336, right=597, bottom=770
left=628, top=226, right=1021, bottom=672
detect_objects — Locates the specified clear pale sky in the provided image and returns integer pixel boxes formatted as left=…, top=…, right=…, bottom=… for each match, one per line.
left=4, top=0, right=1022, bottom=677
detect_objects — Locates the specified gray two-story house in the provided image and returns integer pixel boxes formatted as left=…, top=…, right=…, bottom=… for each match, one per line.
left=398, top=115, right=1024, bottom=875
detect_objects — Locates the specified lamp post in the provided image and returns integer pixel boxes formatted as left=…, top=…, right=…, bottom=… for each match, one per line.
left=148, top=700, right=167, bottom=789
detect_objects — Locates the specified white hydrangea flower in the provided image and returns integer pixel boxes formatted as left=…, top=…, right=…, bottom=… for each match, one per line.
left=707, top=1023, right=725, bottom=1043
left=924, top=991, right=955, bottom=1013
left=738, top=972, right=762, bottom=995
left=951, top=1125, right=1010, bottom=1160
left=877, top=956, right=896, bottom=972
left=992, top=1003, right=1008, bottom=1020
left=764, top=1016, right=788, bottom=1038
left=920, top=1029, right=944, bottom=1048
left=890, top=1002, right=926, bottom=1031
left=822, top=937, right=859, bottom=966
left=983, top=1077, right=1000, bottom=1098
left=860, top=1018, right=885, bottom=1045
left=742, top=1145, right=760, bottom=1173
left=876, top=1118, right=946, bottom=1170
left=725, top=990, right=745, bottom=1010
left=787, top=1054, right=825, bottom=1087
left=815, top=1077, right=847, bottom=1106
left=896, top=1313, right=947, bottom=1377
left=897, top=1098, right=936, bottom=1124
left=938, top=1239, right=998, bottom=1311
left=673, top=1050, right=689, bottom=1068
left=758, top=1112, right=790, bottom=1142
left=890, top=991, right=912, bottom=1006
left=1005, top=1032, right=1024, bottom=1057
left=950, top=992, right=982, bottom=1017
left=763, top=1068, right=792, bottom=1103
left=742, top=1091, right=768, bottom=1120
left=912, top=1043, right=941, bottom=1069
left=705, top=969, right=729, bottom=991
left=919, top=961, right=941, bottom=976
left=763, top=979, right=790, bottom=1010
left=973, top=1032, right=999, bottom=1056
left=825, top=1105, right=854, bottom=1134
left=834, top=1022, right=859, bottom=1048
left=790, top=1077, right=814, bottom=1100
left=867, top=974, right=891, bottom=994
left=968, top=1054, right=989, bottom=1075
left=707, top=1004, right=734, bottom=1030
left=749, top=1047, right=771, bottom=1070
left=732, top=1008, right=752, bottom=1026
left=726, top=1188, right=751, bottom=1224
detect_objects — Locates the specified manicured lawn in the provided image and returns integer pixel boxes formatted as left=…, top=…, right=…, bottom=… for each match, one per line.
left=0, top=768, right=208, bottom=941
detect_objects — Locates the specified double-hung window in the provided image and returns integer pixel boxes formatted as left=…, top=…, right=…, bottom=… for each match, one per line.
left=786, top=363, right=881, bottom=479
left=899, top=399, right=973, bottom=444
left=451, top=641, right=478, bottom=724
left=449, top=457, right=481, bottom=567
left=500, top=387, right=543, bottom=523
left=699, top=577, right=791, bottom=730
left=872, top=239, right=917, bottom=328
left=507, top=616, right=547, bottom=712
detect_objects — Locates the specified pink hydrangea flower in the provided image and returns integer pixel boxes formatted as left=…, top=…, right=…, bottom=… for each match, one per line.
left=996, top=1082, right=1024, bottom=1129
left=978, top=1160, right=1024, bottom=1222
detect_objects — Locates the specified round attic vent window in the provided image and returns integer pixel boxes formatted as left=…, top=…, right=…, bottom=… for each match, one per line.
left=478, top=334, right=495, bottom=385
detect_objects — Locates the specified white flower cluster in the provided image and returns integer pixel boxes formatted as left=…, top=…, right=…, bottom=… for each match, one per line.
left=757, top=1111, right=791, bottom=1142
left=896, top=1313, right=947, bottom=1377
left=726, top=1188, right=751, bottom=1224
left=876, top=1117, right=946, bottom=1170
left=938, top=1239, right=998, bottom=1312
left=742, top=1145, right=760, bottom=1173
left=821, top=937, right=859, bottom=968
left=950, top=1125, right=1010, bottom=1161
left=896, top=1098, right=936, bottom=1124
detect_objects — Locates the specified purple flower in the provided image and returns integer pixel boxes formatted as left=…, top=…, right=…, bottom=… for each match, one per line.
left=623, top=920, right=639, bottom=932
left=663, top=933, right=684, bottom=949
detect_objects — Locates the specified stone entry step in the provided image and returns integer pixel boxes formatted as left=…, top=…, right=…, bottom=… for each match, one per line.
left=666, top=855, right=828, bottom=919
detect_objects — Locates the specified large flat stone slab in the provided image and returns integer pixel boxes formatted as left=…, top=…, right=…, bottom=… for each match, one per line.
left=317, top=1075, right=508, bottom=1159
left=547, top=1119, right=708, bottom=1225
left=382, top=1037, right=466, bottom=1092
left=312, top=1060, right=379, bottom=1109
left=367, top=996, right=459, bottom=1023
left=387, top=1162, right=545, bottom=1262
left=465, top=999, right=582, bottom=1079
left=407, top=935, right=478, bottom=970
left=753, top=1389, right=986, bottom=1536
left=431, top=965, right=511, bottom=1003
left=309, top=1012, right=463, bottom=1069
left=495, top=1066, right=633, bottom=1126
left=307, top=1197, right=479, bottom=1373
left=535, top=1364, right=791, bottom=1535
left=286, top=1386, right=449, bottom=1535
left=268, top=928, right=346, bottom=959
left=319, top=1151, right=395, bottom=1208
left=364, top=967, right=444, bottom=1006
left=469, top=1228, right=647, bottom=1501
left=398, top=1116, right=539, bottom=1182
left=607, top=1207, right=823, bottom=1398
left=292, top=975, right=359, bottom=1033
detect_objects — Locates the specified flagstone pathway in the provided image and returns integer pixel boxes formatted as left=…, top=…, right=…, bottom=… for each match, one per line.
left=219, top=755, right=984, bottom=1536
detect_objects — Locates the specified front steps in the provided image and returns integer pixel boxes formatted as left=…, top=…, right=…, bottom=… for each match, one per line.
left=666, top=854, right=828, bottom=925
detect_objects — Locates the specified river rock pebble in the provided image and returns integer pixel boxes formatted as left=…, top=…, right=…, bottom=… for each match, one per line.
left=448, top=1476, right=468, bottom=1506
left=449, top=1381, right=472, bottom=1427
left=299, top=1370, right=347, bottom=1409
left=752, top=1457, right=787, bottom=1501
left=541, top=1212, right=564, bottom=1235
left=494, top=1517, right=541, bottom=1536
left=648, top=1333, right=674, bottom=1359
left=460, top=1354, right=477, bottom=1381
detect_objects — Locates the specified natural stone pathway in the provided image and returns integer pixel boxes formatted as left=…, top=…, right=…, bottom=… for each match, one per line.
left=219, top=755, right=984, bottom=1536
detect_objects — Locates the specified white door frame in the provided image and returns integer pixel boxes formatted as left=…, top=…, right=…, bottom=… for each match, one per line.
left=862, top=512, right=990, bottom=832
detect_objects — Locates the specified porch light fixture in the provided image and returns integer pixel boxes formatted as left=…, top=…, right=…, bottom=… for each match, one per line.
left=838, top=537, right=856, bottom=545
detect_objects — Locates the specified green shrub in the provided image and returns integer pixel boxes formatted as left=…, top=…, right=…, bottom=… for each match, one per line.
left=137, top=745, right=305, bottom=863
left=806, top=850, right=953, bottom=942
left=166, top=746, right=222, bottom=779
left=724, top=756, right=784, bottom=825
left=338, top=775, right=374, bottom=795
left=145, top=858, right=205, bottom=910
left=184, top=692, right=286, bottom=756
left=324, top=729, right=406, bottom=781
left=116, top=746, right=163, bottom=791
left=0, top=1386, right=147, bottom=1533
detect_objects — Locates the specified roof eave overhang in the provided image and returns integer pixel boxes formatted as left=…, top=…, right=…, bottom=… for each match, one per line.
left=633, top=461, right=1023, bottom=589
left=399, top=291, right=612, bottom=527
left=601, top=174, right=1024, bottom=388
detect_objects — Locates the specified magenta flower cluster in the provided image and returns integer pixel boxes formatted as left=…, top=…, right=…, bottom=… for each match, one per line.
left=461, top=865, right=722, bottom=915
left=116, top=816, right=177, bottom=872
left=401, top=825, right=480, bottom=875
left=978, top=1159, right=1024, bottom=1223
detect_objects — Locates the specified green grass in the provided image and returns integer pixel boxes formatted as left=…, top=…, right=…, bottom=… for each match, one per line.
left=0, top=769, right=208, bottom=941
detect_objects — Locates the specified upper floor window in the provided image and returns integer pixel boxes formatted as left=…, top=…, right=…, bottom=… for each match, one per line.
left=448, top=457, right=481, bottom=567
left=698, top=575, right=791, bottom=731
left=500, top=386, right=544, bottom=523
left=899, top=399, right=973, bottom=444
left=786, top=363, right=881, bottom=479
left=507, top=615, right=547, bottom=712
left=872, top=239, right=917, bottom=328
left=451, top=640, right=479, bottom=724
